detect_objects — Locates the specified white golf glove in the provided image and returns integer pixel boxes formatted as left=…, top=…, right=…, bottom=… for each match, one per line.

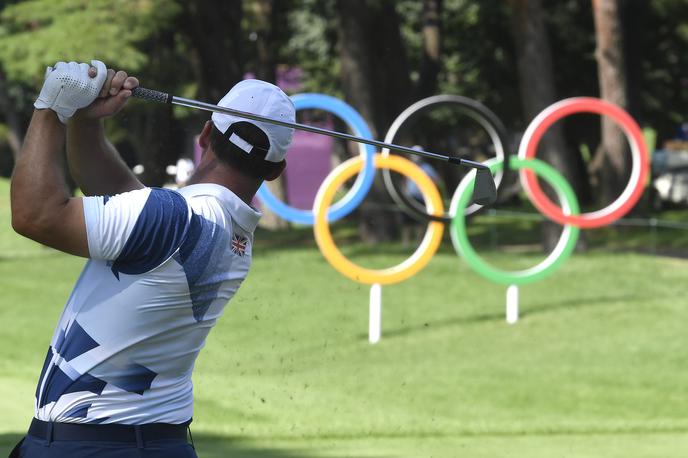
left=34, top=60, right=107, bottom=123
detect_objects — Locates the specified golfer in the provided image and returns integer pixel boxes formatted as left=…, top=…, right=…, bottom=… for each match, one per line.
left=9, top=60, right=295, bottom=457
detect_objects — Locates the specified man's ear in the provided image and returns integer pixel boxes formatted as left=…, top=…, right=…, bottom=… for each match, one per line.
left=198, top=121, right=213, bottom=149
left=264, top=160, right=286, bottom=181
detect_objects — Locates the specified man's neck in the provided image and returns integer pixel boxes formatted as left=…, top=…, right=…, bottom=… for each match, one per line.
left=185, top=159, right=260, bottom=205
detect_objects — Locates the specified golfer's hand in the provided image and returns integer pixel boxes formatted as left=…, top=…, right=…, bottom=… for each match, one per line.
left=34, top=60, right=108, bottom=123
left=76, top=66, right=139, bottom=119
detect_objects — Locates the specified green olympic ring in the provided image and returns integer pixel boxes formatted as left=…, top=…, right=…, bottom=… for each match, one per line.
left=450, top=158, right=580, bottom=285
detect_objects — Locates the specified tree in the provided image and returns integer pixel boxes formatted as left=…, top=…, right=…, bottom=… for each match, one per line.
left=417, top=0, right=442, bottom=99
left=0, top=0, right=185, bottom=185
left=0, top=0, right=247, bottom=186
left=0, top=70, right=24, bottom=160
left=335, top=0, right=379, bottom=137
left=509, top=0, right=588, bottom=250
left=590, top=0, right=631, bottom=205
left=632, top=0, right=688, bottom=143
left=134, top=0, right=245, bottom=186
left=281, top=0, right=340, bottom=95
left=335, top=0, right=416, bottom=242
left=0, top=0, right=164, bottom=82
left=246, top=0, right=291, bottom=230
left=182, top=0, right=244, bottom=104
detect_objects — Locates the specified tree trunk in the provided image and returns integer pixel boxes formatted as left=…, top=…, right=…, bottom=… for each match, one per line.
left=138, top=29, right=180, bottom=186
left=417, top=0, right=443, bottom=99
left=252, top=0, right=290, bottom=230
left=336, top=0, right=414, bottom=243
left=370, top=1, right=414, bottom=130
left=590, top=0, right=631, bottom=205
left=183, top=0, right=244, bottom=103
left=252, top=0, right=291, bottom=83
left=139, top=106, right=176, bottom=186
left=509, top=0, right=587, bottom=251
left=336, top=0, right=378, bottom=137
left=336, top=0, right=414, bottom=135
left=0, top=71, right=24, bottom=160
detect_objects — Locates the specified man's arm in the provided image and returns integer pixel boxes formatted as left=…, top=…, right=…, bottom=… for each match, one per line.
left=67, top=116, right=143, bottom=196
left=67, top=68, right=143, bottom=196
left=11, top=109, right=89, bottom=257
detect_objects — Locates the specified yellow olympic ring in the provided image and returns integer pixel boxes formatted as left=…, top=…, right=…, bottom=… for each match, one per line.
left=313, top=154, right=445, bottom=285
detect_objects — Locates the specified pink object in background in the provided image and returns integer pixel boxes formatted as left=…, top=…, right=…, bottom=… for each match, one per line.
left=284, top=127, right=333, bottom=210
left=220, top=68, right=332, bottom=211
left=243, top=67, right=303, bottom=93
left=276, top=67, right=303, bottom=93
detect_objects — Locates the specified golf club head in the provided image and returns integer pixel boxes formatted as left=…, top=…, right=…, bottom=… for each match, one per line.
left=472, top=168, right=498, bottom=206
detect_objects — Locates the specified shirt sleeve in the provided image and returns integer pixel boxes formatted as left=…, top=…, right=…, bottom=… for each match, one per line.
left=83, top=188, right=191, bottom=275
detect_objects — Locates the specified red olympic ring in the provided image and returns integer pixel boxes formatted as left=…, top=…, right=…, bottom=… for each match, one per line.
left=518, top=97, right=649, bottom=228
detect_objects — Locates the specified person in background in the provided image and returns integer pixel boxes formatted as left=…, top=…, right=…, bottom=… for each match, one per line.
left=401, top=147, right=442, bottom=246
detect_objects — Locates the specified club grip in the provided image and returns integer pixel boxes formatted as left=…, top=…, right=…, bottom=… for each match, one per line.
left=132, top=87, right=172, bottom=104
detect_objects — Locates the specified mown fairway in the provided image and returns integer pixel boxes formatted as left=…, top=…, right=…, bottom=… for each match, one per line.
left=1, top=179, right=687, bottom=457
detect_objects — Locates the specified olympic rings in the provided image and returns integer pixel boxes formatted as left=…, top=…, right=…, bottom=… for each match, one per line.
left=381, top=95, right=510, bottom=222
left=518, top=97, right=649, bottom=228
left=255, top=94, right=646, bottom=290
left=256, top=93, right=376, bottom=225
left=450, top=158, right=580, bottom=285
left=314, top=154, right=445, bottom=285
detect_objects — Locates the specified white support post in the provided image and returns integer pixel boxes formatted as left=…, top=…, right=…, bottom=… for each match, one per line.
left=506, top=285, right=519, bottom=324
left=369, top=283, right=382, bottom=344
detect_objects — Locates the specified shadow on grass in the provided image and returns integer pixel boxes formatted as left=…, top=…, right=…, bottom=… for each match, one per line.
left=0, top=432, right=376, bottom=458
left=5, top=425, right=688, bottom=456
left=192, top=433, right=385, bottom=458
left=0, top=434, right=22, bottom=457
left=253, top=225, right=461, bottom=256
left=376, top=292, right=646, bottom=340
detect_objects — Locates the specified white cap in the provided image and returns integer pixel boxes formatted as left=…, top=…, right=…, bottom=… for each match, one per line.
left=211, top=79, right=295, bottom=162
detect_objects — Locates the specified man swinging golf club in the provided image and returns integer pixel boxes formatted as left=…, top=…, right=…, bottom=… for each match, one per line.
left=10, top=59, right=295, bottom=457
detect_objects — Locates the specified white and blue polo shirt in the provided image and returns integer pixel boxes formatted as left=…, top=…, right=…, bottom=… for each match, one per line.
left=33, top=183, right=259, bottom=424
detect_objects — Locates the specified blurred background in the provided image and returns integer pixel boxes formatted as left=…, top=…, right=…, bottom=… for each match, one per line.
left=0, top=0, right=686, bottom=246
left=1, top=1, right=688, bottom=457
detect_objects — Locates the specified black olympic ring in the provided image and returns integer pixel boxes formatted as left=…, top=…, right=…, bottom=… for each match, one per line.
left=380, top=95, right=510, bottom=223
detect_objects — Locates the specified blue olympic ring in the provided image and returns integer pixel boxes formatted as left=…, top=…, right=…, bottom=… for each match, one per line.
left=256, top=93, right=376, bottom=225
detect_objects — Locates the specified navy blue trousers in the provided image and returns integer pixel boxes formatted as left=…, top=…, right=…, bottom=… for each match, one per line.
left=12, top=434, right=197, bottom=457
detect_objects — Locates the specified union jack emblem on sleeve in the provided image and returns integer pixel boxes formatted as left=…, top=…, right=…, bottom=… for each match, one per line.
left=231, top=234, right=249, bottom=257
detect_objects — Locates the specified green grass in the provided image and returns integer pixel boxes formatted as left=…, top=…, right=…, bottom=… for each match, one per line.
left=2, top=178, right=688, bottom=457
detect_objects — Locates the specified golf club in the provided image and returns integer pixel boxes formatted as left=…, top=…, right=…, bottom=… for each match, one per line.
left=131, top=86, right=498, bottom=205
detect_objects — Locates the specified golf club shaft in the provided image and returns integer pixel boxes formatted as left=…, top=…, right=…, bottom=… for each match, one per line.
left=131, top=87, right=488, bottom=170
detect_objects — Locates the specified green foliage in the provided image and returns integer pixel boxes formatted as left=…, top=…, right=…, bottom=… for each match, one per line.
left=396, top=0, right=423, bottom=83
left=0, top=0, right=686, bottom=198
left=282, top=0, right=341, bottom=95
left=431, top=1, right=522, bottom=124
left=0, top=0, right=180, bottom=83
left=639, top=0, right=688, bottom=139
